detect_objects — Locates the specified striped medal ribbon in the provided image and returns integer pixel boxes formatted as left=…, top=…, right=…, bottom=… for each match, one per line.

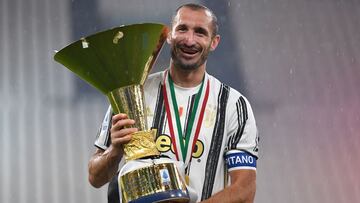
left=162, top=70, right=210, bottom=166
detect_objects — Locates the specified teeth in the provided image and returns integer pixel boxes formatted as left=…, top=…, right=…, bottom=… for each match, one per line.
left=184, top=51, right=196, bottom=54
left=177, top=44, right=199, bottom=54
left=181, top=48, right=198, bottom=54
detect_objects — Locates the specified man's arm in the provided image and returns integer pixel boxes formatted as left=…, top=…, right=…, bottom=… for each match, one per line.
left=88, top=146, right=123, bottom=188
left=200, top=169, right=256, bottom=203
left=88, top=113, right=137, bottom=188
left=202, top=94, right=258, bottom=203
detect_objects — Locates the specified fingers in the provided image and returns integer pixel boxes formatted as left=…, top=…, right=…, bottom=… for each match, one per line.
left=111, top=115, right=135, bottom=132
left=112, top=113, right=129, bottom=126
left=110, top=114, right=138, bottom=148
left=111, top=129, right=137, bottom=148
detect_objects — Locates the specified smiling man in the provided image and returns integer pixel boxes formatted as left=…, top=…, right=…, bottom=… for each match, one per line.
left=88, top=3, right=259, bottom=203
left=170, top=5, right=218, bottom=72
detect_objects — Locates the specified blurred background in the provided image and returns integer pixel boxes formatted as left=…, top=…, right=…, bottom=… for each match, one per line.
left=1, top=0, right=359, bottom=202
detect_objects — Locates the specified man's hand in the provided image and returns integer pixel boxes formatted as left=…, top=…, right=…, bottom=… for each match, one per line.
left=110, top=113, right=138, bottom=150
left=88, top=113, right=138, bottom=188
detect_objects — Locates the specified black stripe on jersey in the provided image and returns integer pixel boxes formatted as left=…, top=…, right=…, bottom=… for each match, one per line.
left=183, top=94, right=196, bottom=175
left=151, top=83, right=166, bottom=138
left=228, top=96, right=248, bottom=149
left=201, top=84, right=230, bottom=201
left=105, top=128, right=111, bottom=148
left=105, top=110, right=114, bottom=147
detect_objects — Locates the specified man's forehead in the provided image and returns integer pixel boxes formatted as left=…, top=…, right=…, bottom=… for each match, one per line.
left=173, top=7, right=212, bottom=26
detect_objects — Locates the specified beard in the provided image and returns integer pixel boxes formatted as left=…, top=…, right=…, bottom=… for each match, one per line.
left=170, top=42, right=211, bottom=71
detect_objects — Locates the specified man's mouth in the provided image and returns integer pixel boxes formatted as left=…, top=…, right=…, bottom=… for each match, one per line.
left=178, top=45, right=201, bottom=57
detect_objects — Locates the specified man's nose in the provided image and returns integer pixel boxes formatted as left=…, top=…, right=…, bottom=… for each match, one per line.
left=183, top=31, right=196, bottom=46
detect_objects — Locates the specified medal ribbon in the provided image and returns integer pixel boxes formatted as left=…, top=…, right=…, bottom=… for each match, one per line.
left=162, top=70, right=210, bottom=163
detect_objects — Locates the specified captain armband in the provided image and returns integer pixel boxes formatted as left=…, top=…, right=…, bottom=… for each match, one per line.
left=225, top=150, right=257, bottom=171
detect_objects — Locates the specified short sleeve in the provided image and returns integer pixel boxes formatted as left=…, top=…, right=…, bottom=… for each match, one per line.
left=225, top=95, right=259, bottom=170
left=94, top=106, right=113, bottom=150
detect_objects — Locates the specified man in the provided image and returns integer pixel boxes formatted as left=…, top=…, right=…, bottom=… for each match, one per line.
left=88, top=3, right=259, bottom=203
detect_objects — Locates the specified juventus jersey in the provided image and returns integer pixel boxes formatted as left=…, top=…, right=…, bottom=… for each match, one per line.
left=95, top=71, right=259, bottom=201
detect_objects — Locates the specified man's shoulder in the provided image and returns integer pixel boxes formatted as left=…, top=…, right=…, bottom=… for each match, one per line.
left=207, top=73, right=245, bottom=101
left=144, top=71, right=164, bottom=88
left=148, top=71, right=163, bottom=80
left=143, top=71, right=164, bottom=94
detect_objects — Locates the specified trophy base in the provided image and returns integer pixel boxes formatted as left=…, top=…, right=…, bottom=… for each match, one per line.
left=119, top=159, right=189, bottom=203
left=128, top=189, right=189, bottom=203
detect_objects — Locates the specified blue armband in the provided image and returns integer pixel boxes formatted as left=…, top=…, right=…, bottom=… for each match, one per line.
left=225, top=151, right=257, bottom=171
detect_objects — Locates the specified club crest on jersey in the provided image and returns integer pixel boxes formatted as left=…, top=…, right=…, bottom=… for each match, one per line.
left=155, top=134, right=204, bottom=159
left=204, top=104, right=216, bottom=128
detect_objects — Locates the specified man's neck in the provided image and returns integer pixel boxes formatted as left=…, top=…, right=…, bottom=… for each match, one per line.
left=169, top=64, right=206, bottom=88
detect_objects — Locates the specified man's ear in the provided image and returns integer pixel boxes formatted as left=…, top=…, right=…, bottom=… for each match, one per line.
left=210, top=35, right=220, bottom=51
left=166, top=31, right=172, bottom=44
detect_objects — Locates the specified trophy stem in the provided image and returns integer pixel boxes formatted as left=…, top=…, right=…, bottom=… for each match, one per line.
left=107, top=85, right=159, bottom=161
left=107, top=85, right=148, bottom=130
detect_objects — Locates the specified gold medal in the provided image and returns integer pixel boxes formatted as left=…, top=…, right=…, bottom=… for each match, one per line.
left=185, top=175, right=190, bottom=185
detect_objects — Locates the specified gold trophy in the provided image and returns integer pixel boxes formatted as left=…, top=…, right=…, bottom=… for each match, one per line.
left=54, top=23, right=189, bottom=203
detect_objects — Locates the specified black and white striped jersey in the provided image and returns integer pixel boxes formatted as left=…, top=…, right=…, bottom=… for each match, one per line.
left=95, top=70, right=259, bottom=201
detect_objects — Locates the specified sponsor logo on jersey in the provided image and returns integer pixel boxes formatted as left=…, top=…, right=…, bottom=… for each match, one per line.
left=225, top=151, right=257, bottom=170
left=156, top=134, right=204, bottom=159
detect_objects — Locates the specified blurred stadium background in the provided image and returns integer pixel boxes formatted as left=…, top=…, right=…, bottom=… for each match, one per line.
left=1, top=0, right=359, bottom=202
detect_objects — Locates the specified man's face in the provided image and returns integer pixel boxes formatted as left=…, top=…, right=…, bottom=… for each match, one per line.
left=168, top=7, right=219, bottom=71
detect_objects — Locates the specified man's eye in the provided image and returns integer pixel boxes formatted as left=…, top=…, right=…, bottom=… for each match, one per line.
left=195, top=28, right=208, bottom=36
left=176, top=26, right=187, bottom=32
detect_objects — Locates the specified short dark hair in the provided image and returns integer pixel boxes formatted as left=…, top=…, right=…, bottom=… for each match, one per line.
left=172, top=3, right=219, bottom=37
